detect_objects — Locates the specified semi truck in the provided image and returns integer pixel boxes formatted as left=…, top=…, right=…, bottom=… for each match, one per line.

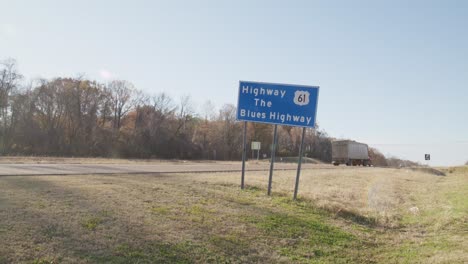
left=332, top=140, right=371, bottom=166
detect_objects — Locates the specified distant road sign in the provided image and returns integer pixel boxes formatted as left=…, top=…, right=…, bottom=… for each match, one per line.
left=237, top=81, right=319, bottom=128
left=251, top=141, right=261, bottom=150
left=425, top=154, right=430, bottom=161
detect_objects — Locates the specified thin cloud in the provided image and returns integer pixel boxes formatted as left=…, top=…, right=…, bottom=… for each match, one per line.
left=99, top=69, right=114, bottom=80
left=0, top=24, right=18, bottom=36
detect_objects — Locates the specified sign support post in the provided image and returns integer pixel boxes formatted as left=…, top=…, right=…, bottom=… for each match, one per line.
left=241, top=121, right=247, bottom=189
left=268, top=124, right=278, bottom=196
left=293, top=127, right=306, bottom=200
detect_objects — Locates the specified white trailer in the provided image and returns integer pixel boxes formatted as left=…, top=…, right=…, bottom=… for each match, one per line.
left=332, top=140, right=371, bottom=166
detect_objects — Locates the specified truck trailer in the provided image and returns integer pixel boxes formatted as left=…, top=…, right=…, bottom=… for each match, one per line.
left=332, top=140, right=371, bottom=166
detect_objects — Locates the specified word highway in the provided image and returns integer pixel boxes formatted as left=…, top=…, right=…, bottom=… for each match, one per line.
left=241, top=85, right=286, bottom=98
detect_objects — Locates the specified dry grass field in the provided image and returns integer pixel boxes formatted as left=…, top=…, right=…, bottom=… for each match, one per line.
left=0, top=165, right=466, bottom=263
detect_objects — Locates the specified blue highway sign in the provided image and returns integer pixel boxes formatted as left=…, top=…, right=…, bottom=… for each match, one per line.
left=236, top=81, right=319, bottom=128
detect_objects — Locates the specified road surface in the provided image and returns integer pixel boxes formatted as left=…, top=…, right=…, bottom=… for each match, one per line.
left=0, top=162, right=323, bottom=176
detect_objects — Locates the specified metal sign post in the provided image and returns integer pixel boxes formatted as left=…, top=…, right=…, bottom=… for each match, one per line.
left=268, top=124, right=278, bottom=196
left=241, top=121, right=247, bottom=189
left=293, top=127, right=306, bottom=200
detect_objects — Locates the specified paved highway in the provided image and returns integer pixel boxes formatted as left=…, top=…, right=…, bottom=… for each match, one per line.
left=0, top=162, right=322, bottom=176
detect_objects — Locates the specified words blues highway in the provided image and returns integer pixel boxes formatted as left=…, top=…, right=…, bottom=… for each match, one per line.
left=237, top=81, right=319, bottom=128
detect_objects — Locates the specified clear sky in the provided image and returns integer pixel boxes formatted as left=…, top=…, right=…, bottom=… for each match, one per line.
left=1, top=0, right=467, bottom=166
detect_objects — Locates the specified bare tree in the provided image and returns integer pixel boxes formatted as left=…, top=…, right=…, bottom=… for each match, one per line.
left=0, top=58, right=22, bottom=152
left=174, top=95, right=195, bottom=135
left=193, top=100, right=216, bottom=159
left=201, top=100, right=215, bottom=121
left=108, top=80, right=137, bottom=130
left=152, top=92, right=175, bottom=116
left=0, top=59, right=22, bottom=112
left=212, top=104, right=242, bottom=160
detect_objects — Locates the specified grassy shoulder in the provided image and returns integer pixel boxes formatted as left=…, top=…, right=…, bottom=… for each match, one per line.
left=0, top=166, right=466, bottom=263
left=389, top=166, right=468, bottom=263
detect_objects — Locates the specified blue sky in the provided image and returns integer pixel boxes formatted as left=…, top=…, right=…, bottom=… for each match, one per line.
left=1, top=0, right=467, bottom=165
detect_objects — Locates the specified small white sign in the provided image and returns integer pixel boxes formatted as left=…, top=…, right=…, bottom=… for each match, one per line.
left=251, top=141, right=261, bottom=150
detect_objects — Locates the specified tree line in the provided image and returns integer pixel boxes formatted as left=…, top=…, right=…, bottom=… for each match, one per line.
left=1, top=58, right=393, bottom=165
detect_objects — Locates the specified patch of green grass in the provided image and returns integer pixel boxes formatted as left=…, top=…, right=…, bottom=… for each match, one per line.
left=114, top=244, right=148, bottom=261
left=385, top=236, right=465, bottom=263
left=223, top=194, right=254, bottom=206
left=209, top=234, right=250, bottom=257
left=100, top=210, right=112, bottom=217
left=445, top=187, right=468, bottom=217
left=243, top=186, right=264, bottom=197
left=89, top=242, right=218, bottom=263
left=32, top=258, right=59, bottom=264
left=42, top=224, right=66, bottom=239
left=423, top=236, right=458, bottom=251
left=257, top=213, right=352, bottom=245
left=81, top=216, right=102, bottom=231
left=387, top=242, right=420, bottom=263
left=0, top=255, right=8, bottom=264
left=246, top=211, right=368, bottom=263
left=79, top=210, right=111, bottom=232
left=151, top=206, right=170, bottom=215
left=235, top=189, right=372, bottom=263
left=206, top=185, right=375, bottom=262
left=34, top=201, right=47, bottom=209
left=245, top=185, right=262, bottom=192
left=187, top=205, right=204, bottom=215
left=0, top=225, right=8, bottom=234
left=185, top=204, right=215, bottom=223
left=244, top=186, right=379, bottom=229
